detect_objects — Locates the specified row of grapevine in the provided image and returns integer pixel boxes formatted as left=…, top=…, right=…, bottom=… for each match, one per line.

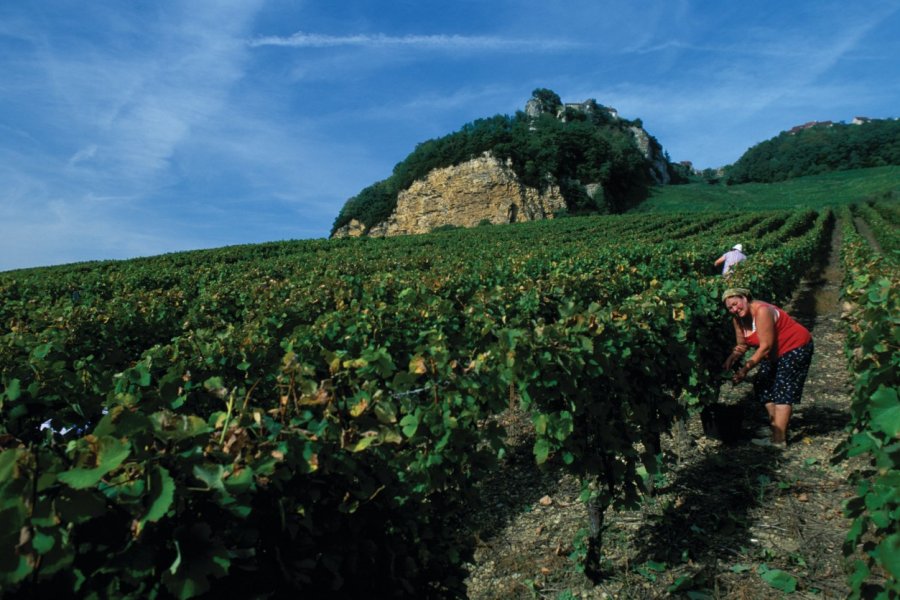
left=0, top=210, right=830, bottom=597
left=836, top=204, right=900, bottom=599
left=856, top=201, right=900, bottom=257
left=0, top=209, right=815, bottom=446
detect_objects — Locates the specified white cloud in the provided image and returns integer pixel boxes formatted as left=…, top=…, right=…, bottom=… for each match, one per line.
left=249, top=31, right=580, bottom=52
left=68, top=144, right=98, bottom=167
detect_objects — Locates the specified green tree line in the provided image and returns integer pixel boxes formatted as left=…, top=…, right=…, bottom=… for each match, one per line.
left=726, top=119, right=900, bottom=184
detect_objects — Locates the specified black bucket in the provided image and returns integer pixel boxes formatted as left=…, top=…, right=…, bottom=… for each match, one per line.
left=700, top=404, right=746, bottom=444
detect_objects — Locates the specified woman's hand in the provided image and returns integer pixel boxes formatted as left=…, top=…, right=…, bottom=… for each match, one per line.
left=723, top=344, right=748, bottom=370
left=732, top=363, right=752, bottom=384
left=723, top=352, right=742, bottom=370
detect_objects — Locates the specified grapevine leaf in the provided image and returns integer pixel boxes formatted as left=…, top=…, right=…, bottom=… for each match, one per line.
left=759, top=567, right=797, bottom=592
left=349, top=395, right=369, bottom=417
left=873, top=533, right=900, bottom=580
left=193, top=464, right=226, bottom=493
left=142, top=466, right=175, bottom=524
left=400, top=414, right=419, bottom=437
left=32, top=531, right=55, bottom=554
left=223, top=467, right=254, bottom=495
left=127, top=364, right=152, bottom=387
left=847, top=560, right=870, bottom=592
left=57, top=437, right=131, bottom=489
left=3, top=379, right=21, bottom=401
left=534, top=438, right=551, bottom=464
left=352, top=435, right=378, bottom=452
left=869, top=386, right=900, bottom=437
left=666, top=574, right=695, bottom=592
left=0, top=552, right=32, bottom=585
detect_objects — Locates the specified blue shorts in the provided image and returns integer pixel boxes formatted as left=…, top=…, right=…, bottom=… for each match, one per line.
left=754, top=341, right=814, bottom=406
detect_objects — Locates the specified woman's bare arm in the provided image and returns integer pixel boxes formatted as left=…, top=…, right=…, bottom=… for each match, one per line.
left=724, top=318, right=749, bottom=370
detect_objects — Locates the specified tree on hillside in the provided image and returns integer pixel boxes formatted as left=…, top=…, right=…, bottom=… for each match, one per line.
left=530, top=88, right=563, bottom=115
left=726, top=119, right=900, bottom=184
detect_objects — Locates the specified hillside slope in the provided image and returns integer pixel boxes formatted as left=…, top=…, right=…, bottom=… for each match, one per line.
left=634, top=166, right=900, bottom=213
left=726, top=118, right=900, bottom=184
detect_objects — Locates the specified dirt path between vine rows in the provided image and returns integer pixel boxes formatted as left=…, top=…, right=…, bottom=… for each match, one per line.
left=462, top=221, right=883, bottom=599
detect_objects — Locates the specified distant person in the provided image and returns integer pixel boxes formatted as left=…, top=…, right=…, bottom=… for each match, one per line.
left=721, top=288, right=814, bottom=448
left=715, top=243, right=746, bottom=276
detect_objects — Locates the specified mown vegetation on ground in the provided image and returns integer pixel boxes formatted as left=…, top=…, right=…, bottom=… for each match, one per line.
left=637, top=165, right=900, bottom=213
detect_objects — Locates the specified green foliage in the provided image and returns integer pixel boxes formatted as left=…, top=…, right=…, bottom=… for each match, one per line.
left=856, top=196, right=900, bottom=258
left=0, top=207, right=837, bottom=596
left=331, top=89, right=657, bottom=234
left=666, top=161, right=698, bottom=184
left=636, top=166, right=900, bottom=213
left=530, top=87, right=562, bottom=114
left=834, top=205, right=900, bottom=599
left=431, top=224, right=461, bottom=233
left=758, top=564, right=799, bottom=593
left=726, top=119, right=900, bottom=184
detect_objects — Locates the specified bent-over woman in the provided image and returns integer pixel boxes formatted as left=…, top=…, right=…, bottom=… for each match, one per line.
left=721, top=287, right=814, bottom=448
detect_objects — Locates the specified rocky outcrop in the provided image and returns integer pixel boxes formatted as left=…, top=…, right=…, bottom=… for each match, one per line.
left=332, top=93, right=676, bottom=239
left=337, top=153, right=566, bottom=238
left=332, top=219, right=367, bottom=238
left=629, top=126, right=670, bottom=185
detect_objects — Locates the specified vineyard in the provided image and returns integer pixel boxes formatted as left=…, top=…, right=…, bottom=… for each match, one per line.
left=0, top=202, right=896, bottom=598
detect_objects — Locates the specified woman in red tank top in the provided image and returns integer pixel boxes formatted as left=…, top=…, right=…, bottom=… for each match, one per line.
left=721, top=288, right=814, bottom=448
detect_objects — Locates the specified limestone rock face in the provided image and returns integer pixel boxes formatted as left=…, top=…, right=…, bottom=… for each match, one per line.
left=629, top=126, right=671, bottom=185
left=332, top=218, right=367, bottom=238
left=366, top=153, right=566, bottom=237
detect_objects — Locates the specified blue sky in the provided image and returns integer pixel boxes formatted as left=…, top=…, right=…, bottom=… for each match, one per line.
left=2, top=1, right=898, bottom=272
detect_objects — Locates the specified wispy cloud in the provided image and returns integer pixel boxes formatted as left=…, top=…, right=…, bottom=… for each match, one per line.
left=68, top=144, right=98, bottom=167
left=249, top=31, right=580, bottom=52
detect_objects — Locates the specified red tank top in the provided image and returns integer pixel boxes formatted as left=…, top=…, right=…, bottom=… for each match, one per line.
left=742, top=302, right=811, bottom=357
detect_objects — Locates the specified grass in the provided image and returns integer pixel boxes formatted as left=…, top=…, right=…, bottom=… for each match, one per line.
left=633, top=165, right=900, bottom=213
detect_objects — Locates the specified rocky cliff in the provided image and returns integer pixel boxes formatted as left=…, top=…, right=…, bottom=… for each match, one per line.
left=333, top=153, right=566, bottom=238
left=629, top=126, right=670, bottom=185
left=332, top=91, right=674, bottom=239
